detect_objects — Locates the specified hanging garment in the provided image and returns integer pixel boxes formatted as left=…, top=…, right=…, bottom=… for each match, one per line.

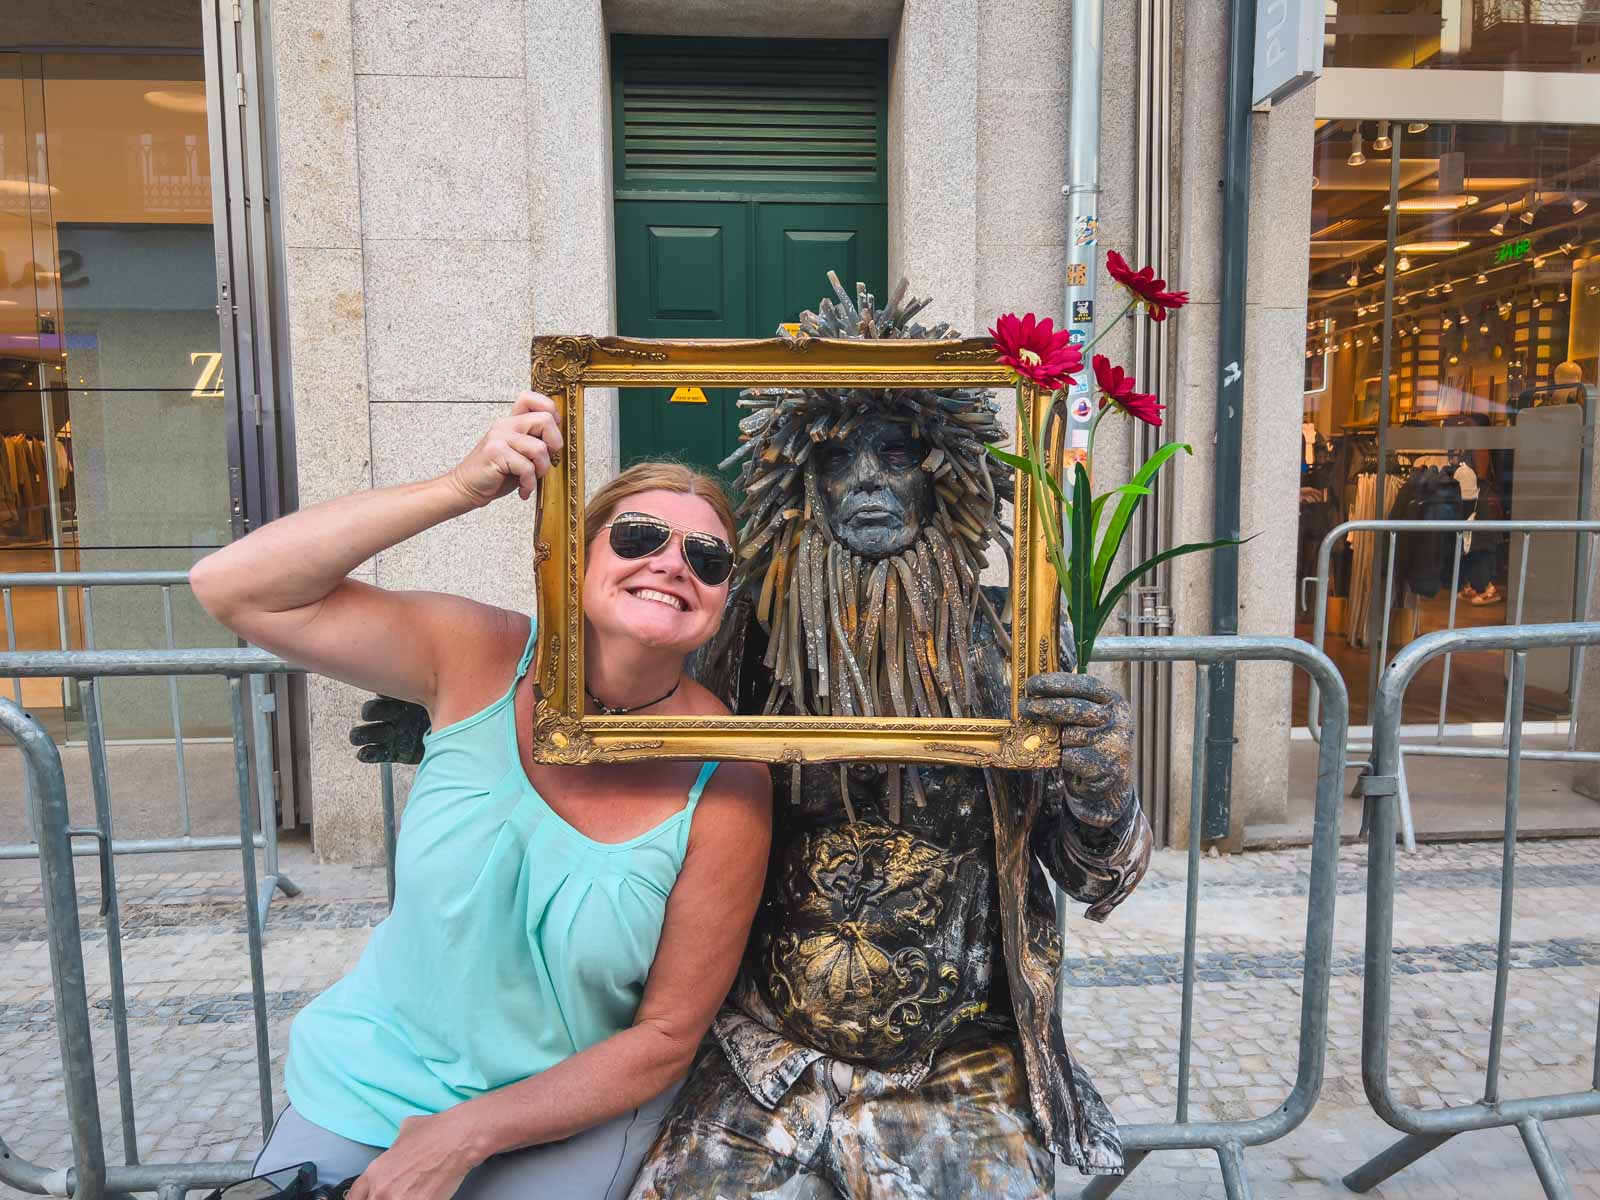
left=1390, top=467, right=1464, bottom=599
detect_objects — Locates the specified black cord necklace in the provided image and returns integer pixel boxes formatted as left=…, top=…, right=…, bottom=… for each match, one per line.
left=585, top=677, right=682, bottom=716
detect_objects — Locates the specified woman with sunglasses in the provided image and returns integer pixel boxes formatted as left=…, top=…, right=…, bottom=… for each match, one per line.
left=189, top=390, right=770, bottom=1200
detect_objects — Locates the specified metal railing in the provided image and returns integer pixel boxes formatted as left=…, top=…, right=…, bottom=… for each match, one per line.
left=0, top=572, right=302, bottom=879
left=0, top=649, right=283, bottom=1200
left=1305, top=519, right=1600, bottom=850
left=1343, top=622, right=1600, bottom=1198
left=1072, top=635, right=1349, bottom=1200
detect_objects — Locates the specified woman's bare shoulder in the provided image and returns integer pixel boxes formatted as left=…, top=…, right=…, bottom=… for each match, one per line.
left=425, top=602, right=533, bottom=726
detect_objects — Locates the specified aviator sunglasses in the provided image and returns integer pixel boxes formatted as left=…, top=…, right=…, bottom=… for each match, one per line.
left=601, top=511, right=735, bottom=587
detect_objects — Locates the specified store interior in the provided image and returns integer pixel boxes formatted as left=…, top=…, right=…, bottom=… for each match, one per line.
left=1296, top=119, right=1600, bottom=729
left=2, top=52, right=229, bottom=740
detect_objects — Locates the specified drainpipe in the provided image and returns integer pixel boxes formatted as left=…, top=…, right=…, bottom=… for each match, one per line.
left=1202, top=0, right=1257, bottom=841
left=1062, top=0, right=1102, bottom=476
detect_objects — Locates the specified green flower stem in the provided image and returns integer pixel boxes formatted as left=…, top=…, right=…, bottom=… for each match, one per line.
left=1081, top=296, right=1139, bottom=356
left=1084, top=399, right=1115, bottom=475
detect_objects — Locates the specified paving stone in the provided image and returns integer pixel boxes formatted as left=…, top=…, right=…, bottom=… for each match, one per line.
left=4, top=840, right=1600, bottom=1199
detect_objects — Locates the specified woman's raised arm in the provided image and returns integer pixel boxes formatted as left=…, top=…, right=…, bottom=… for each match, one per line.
left=189, top=391, right=561, bottom=708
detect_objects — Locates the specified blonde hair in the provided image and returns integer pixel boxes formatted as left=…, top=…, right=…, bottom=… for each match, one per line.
left=584, top=461, right=738, bottom=556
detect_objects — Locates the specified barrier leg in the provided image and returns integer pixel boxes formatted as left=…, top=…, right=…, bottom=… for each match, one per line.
left=83, top=679, right=139, bottom=1164
left=1077, top=1150, right=1145, bottom=1200
left=1517, top=1119, right=1573, bottom=1200
left=1395, top=749, right=1416, bottom=853
left=1341, top=1130, right=1454, bottom=1192
left=231, top=679, right=276, bottom=1136
left=1215, top=1141, right=1252, bottom=1200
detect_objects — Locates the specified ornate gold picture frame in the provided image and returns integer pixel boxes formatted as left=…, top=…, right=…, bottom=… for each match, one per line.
left=527, top=334, right=1061, bottom=769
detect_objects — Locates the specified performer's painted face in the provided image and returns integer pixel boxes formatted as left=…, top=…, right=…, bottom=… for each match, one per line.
left=816, top=418, right=932, bottom=559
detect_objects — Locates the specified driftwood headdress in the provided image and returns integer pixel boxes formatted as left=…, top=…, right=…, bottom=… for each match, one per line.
left=716, top=273, right=1014, bottom=722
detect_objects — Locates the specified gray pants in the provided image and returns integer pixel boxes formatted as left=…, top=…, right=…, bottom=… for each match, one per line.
left=255, top=1084, right=682, bottom=1200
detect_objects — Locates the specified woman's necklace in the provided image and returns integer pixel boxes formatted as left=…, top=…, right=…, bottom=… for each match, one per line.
left=585, top=677, right=682, bottom=716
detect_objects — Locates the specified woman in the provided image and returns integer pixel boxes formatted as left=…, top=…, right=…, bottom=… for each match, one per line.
left=190, top=391, right=771, bottom=1200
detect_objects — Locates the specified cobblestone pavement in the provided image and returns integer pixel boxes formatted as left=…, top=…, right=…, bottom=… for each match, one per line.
left=2, top=836, right=1597, bottom=1199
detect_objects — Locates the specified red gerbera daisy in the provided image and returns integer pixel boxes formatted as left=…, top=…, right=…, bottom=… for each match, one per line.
left=1105, top=250, right=1190, bottom=322
left=1093, top=354, right=1165, bottom=427
left=989, top=312, right=1083, bottom=392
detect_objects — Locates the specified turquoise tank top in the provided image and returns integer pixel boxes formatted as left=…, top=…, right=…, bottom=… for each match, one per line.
left=285, top=619, right=719, bottom=1146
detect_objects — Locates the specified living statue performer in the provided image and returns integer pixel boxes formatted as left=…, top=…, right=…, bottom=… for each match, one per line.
left=351, top=277, right=1152, bottom=1198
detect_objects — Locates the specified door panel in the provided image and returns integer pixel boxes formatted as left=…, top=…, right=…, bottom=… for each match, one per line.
left=616, top=199, right=749, bottom=476
left=754, top=202, right=888, bottom=337
left=615, top=198, right=888, bottom=479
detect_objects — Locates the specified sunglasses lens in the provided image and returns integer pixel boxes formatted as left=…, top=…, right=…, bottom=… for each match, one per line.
left=220, top=1164, right=315, bottom=1200
left=685, top=537, right=734, bottom=586
left=609, top=518, right=670, bottom=561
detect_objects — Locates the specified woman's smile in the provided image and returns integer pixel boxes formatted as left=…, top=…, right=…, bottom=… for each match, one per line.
left=628, top=586, right=688, bottom=612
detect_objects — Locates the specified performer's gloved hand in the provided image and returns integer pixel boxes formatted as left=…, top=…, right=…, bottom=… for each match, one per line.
left=349, top=696, right=431, bottom=765
left=1020, top=672, right=1135, bottom=828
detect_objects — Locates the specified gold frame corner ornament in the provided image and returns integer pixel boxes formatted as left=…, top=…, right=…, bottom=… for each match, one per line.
left=527, top=334, right=1061, bottom=768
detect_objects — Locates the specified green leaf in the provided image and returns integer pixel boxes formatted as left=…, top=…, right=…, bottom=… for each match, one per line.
left=1091, top=443, right=1194, bottom=597
left=1071, top=461, right=1095, bottom=670
left=985, top=441, right=1072, bottom=521
left=1092, top=536, right=1249, bottom=637
left=1089, top=483, right=1152, bottom=537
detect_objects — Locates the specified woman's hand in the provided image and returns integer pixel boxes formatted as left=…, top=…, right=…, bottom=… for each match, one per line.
left=446, top=391, right=564, bottom=508
left=346, top=1110, right=481, bottom=1200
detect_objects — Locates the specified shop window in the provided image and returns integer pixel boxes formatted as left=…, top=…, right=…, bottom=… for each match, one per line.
left=1325, top=1, right=1600, bottom=73
left=1298, top=119, right=1600, bottom=725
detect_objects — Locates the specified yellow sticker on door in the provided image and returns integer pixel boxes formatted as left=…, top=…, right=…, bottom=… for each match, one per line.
left=669, top=386, right=708, bottom=404
left=780, top=323, right=801, bottom=336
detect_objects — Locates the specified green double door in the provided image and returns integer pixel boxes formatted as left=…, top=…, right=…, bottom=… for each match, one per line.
left=616, top=199, right=887, bottom=478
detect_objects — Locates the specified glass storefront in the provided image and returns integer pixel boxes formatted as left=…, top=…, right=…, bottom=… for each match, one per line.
left=0, top=51, right=233, bottom=738
left=1297, top=118, right=1600, bottom=725
left=1326, top=2, right=1600, bottom=73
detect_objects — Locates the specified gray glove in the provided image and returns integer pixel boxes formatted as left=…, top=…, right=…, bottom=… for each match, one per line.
left=1019, top=671, right=1135, bottom=829
left=349, top=696, right=431, bottom=766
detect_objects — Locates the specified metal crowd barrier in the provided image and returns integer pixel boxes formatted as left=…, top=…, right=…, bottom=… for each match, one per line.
left=1343, top=622, right=1600, bottom=1199
left=1305, top=520, right=1600, bottom=851
left=1072, top=634, right=1349, bottom=1200
left=0, top=648, right=395, bottom=1200
left=0, top=573, right=302, bottom=919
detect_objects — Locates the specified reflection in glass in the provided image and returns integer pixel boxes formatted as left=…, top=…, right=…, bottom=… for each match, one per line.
left=0, top=52, right=232, bottom=740
left=1326, top=2, right=1600, bottom=73
left=1297, top=120, right=1600, bottom=724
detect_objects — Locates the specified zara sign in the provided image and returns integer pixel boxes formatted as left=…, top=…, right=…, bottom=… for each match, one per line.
left=1252, top=0, right=1323, bottom=108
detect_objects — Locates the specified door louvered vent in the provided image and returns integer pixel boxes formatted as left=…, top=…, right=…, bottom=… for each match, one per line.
left=613, top=38, right=887, bottom=198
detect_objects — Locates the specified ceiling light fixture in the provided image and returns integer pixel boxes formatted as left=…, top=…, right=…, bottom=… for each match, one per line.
left=1441, top=280, right=1454, bottom=293
left=1395, top=240, right=1473, bottom=252
left=1411, top=322, right=1422, bottom=335
left=1397, top=254, right=1411, bottom=271
left=1520, top=191, right=1539, bottom=225
left=1572, top=196, right=1588, bottom=214
left=1348, top=132, right=1366, bottom=167
left=1477, top=272, right=1488, bottom=284
left=1348, top=267, right=1360, bottom=286
left=1389, top=197, right=1479, bottom=213
left=1372, top=120, right=1392, bottom=152
left=1443, top=316, right=1454, bottom=329
left=1407, top=121, right=1429, bottom=133
left=1479, top=320, right=1490, bottom=334
left=1426, top=285, right=1439, bottom=297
